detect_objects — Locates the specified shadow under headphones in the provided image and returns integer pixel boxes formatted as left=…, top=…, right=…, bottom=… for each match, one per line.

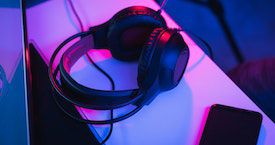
left=49, top=6, right=189, bottom=112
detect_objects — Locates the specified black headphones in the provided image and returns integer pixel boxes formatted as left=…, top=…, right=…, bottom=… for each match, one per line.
left=49, top=6, right=189, bottom=115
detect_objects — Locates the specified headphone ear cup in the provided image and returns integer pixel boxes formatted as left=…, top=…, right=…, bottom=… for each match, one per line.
left=136, top=28, right=190, bottom=106
left=138, top=28, right=165, bottom=85
left=107, top=6, right=167, bottom=61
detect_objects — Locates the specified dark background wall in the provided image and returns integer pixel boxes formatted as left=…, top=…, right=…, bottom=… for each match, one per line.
left=157, top=0, right=275, bottom=71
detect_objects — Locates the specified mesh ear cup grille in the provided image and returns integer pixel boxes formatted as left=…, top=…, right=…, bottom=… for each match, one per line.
left=138, top=27, right=165, bottom=83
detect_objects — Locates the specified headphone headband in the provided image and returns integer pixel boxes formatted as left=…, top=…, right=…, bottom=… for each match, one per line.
left=58, top=33, right=143, bottom=110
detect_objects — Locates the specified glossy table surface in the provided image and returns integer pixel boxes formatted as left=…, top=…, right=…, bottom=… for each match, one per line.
left=26, top=0, right=275, bottom=145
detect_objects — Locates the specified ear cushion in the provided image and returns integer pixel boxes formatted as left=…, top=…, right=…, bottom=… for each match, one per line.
left=137, top=27, right=165, bottom=84
left=107, top=6, right=167, bottom=61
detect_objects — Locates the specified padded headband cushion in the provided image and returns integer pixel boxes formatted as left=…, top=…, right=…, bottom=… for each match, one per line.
left=138, top=27, right=165, bottom=84
left=138, top=28, right=189, bottom=92
left=107, top=6, right=167, bottom=61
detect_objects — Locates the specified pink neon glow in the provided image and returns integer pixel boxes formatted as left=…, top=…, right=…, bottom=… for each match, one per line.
left=194, top=106, right=210, bottom=145
left=87, top=49, right=112, bottom=62
left=26, top=1, right=273, bottom=145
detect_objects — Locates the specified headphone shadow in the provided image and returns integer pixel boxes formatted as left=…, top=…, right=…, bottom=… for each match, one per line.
left=71, top=53, right=139, bottom=91
left=114, top=78, right=193, bottom=145
left=70, top=54, right=194, bottom=144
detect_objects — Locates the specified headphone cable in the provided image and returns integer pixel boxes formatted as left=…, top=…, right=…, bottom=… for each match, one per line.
left=67, top=0, right=115, bottom=89
left=67, top=1, right=115, bottom=144
left=68, top=0, right=84, bottom=32
left=176, top=29, right=214, bottom=60
left=159, top=0, right=169, bottom=12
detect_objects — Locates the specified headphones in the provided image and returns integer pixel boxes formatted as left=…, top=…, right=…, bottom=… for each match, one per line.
left=49, top=6, right=189, bottom=116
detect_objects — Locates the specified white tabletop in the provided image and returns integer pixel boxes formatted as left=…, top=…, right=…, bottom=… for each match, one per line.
left=26, top=0, right=275, bottom=145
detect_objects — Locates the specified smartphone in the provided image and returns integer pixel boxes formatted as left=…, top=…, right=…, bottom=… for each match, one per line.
left=199, top=104, right=262, bottom=145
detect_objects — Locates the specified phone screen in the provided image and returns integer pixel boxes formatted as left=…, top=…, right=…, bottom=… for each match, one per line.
left=199, top=104, right=262, bottom=145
